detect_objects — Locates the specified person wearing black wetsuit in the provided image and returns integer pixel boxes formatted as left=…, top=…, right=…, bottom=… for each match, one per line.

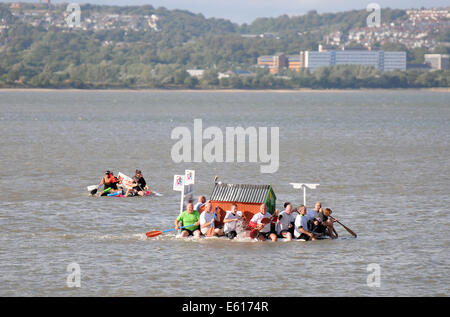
left=125, top=169, right=149, bottom=197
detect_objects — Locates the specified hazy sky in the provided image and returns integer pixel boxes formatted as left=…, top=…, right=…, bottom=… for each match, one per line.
left=8, top=0, right=450, bottom=23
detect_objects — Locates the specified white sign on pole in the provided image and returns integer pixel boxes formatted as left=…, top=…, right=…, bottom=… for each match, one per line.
left=184, top=170, right=195, bottom=185
left=290, top=183, right=320, bottom=207
left=183, top=170, right=195, bottom=212
left=173, top=175, right=184, bottom=191
left=173, top=171, right=196, bottom=215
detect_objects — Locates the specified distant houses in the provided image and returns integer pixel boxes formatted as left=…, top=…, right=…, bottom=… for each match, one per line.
left=343, top=9, right=449, bottom=50
left=186, top=69, right=205, bottom=78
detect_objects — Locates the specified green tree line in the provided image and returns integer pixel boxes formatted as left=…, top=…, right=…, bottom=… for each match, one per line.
left=0, top=4, right=448, bottom=89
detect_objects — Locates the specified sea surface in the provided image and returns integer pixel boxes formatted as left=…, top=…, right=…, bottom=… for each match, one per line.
left=0, top=89, right=449, bottom=296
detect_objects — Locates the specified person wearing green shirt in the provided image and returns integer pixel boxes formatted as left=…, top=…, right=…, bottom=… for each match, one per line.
left=174, top=202, right=201, bottom=238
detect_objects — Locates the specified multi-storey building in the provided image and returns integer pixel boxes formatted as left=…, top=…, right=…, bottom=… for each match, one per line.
left=302, top=48, right=406, bottom=72
left=424, top=54, right=449, bottom=70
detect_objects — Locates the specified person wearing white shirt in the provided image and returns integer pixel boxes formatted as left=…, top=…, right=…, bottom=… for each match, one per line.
left=276, top=203, right=296, bottom=241
left=194, top=195, right=206, bottom=212
left=249, top=204, right=277, bottom=241
left=307, top=201, right=322, bottom=221
left=199, top=201, right=223, bottom=236
left=294, top=205, right=317, bottom=241
left=223, top=204, right=242, bottom=239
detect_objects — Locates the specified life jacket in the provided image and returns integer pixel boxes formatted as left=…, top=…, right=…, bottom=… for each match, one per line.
left=104, top=175, right=118, bottom=185
left=110, top=176, right=119, bottom=183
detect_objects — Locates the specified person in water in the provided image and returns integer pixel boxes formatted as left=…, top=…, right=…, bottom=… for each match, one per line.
left=199, top=201, right=223, bottom=236
left=194, top=195, right=206, bottom=212
left=276, top=203, right=296, bottom=241
left=223, top=203, right=242, bottom=239
left=307, top=201, right=323, bottom=220
left=175, top=202, right=201, bottom=239
left=294, top=205, right=317, bottom=241
left=249, top=204, right=278, bottom=242
left=98, top=170, right=120, bottom=196
left=311, top=207, right=338, bottom=239
left=125, top=169, right=149, bottom=197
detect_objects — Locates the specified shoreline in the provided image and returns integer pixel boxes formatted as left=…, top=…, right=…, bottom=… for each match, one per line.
left=0, top=87, right=449, bottom=93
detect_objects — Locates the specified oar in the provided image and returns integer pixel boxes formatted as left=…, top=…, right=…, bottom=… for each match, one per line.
left=249, top=217, right=271, bottom=239
left=329, top=216, right=357, bottom=238
left=87, top=185, right=98, bottom=195
left=135, top=183, right=163, bottom=197
left=206, top=207, right=218, bottom=237
left=146, top=224, right=196, bottom=238
left=151, top=190, right=163, bottom=197
left=99, top=187, right=111, bottom=196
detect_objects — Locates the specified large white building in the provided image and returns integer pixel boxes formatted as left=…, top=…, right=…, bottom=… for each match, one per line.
left=303, top=49, right=406, bottom=72
left=424, top=54, right=449, bottom=70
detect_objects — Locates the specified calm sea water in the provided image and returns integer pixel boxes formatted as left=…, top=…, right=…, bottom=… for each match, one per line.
left=0, top=90, right=449, bottom=296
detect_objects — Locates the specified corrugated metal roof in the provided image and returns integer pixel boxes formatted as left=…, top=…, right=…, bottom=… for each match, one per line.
left=210, top=183, right=272, bottom=203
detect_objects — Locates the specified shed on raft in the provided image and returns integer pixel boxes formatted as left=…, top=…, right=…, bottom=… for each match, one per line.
left=207, top=183, right=276, bottom=227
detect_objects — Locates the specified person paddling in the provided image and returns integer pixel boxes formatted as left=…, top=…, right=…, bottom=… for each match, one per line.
left=223, top=203, right=242, bottom=239
left=311, top=207, right=338, bottom=239
left=294, top=205, right=316, bottom=241
left=276, top=203, right=296, bottom=241
left=200, top=201, right=223, bottom=237
left=98, top=171, right=119, bottom=196
left=249, top=204, right=278, bottom=242
left=175, top=202, right=201, bottom=239
left=125, top=169, right=149, bottom=197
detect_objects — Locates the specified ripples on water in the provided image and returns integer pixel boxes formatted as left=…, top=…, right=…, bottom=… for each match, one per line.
left=0, top=90, right=449, bottom=296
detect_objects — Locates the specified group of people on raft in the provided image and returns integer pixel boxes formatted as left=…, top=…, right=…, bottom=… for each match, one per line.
left=97, top=169, right=149, bottom=197
left=174, top=196, right=338, bottom=241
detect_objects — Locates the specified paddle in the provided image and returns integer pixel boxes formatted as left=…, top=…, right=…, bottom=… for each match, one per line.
left=249, top=217, right=271, bottom=239
left=142, top=185, right=163, bottom=197
left=99, top=187, right=112, bottom=196
left=87, top=185, right=98, bottom=195
left=329, top=216, right=357, bottom=238
left=146, top=224, right=196, bottom=238
left=206, top=207, right=218, bottom=237
left=151, top=190, right=163, bottom=197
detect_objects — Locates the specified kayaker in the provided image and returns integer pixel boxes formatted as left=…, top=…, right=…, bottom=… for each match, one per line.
left=199, top=201, right=223, bottom=236
left=223, top=203, right=242, bottom=239
left=175, top=202, right=201, bottom=238
left=125, top=169, right=149, bottom=197
left=249, top=204, right=278, bottom=242
left=98, top=171, right=119, bottom=196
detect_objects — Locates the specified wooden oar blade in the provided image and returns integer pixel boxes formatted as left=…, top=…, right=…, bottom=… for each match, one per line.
left=261, top=218, right=271, bottom=224
left=249, top=229, right=258, bottom=239
left=206, top=226, right=215, bottom=237
left=342, top=224, right=357, bottom=238
left=145, top=230, right=163, bottom=238
left=330, top=216, right=357, bottom=238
